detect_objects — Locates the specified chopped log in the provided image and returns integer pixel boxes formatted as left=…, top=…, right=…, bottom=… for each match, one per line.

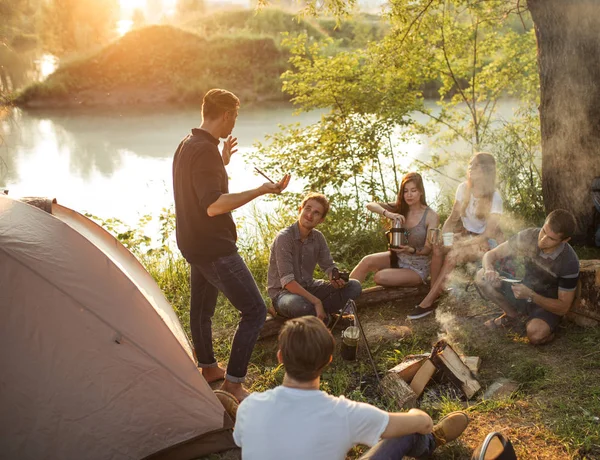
left=355, top=285, right=429, bottom=308
left=381, top=373, right=418, bottom=409
left=258, top=316, right=286, bottom=340
left=570, top=260, right=600, bottom=322
left=462, top=356, right=482, bottom=375
left=431, top=340, right=481, bottom=399
left=409, top=359, right=437, bottom=398
left=386, top=354, right=430, bottom=383
left=566, top=311, right=599, bottom=327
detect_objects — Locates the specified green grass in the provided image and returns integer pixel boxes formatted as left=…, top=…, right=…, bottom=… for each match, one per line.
left=92, top=206, right=600, bottom=459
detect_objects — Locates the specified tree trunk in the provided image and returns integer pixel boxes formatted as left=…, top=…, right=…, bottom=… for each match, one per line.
left=527, top=0, right=600, bottom=242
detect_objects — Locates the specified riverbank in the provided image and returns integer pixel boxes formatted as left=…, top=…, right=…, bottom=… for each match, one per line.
left=13, top=25, right=288, bottom=108
left=10, top=9, right=387, bottom=109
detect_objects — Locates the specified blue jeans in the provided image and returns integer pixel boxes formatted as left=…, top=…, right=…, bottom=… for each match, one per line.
left=190, top=252, right=266, bottom=383
left=273, top=279, right=362, bottom=318
left=359, top=433, right=435, bottom=460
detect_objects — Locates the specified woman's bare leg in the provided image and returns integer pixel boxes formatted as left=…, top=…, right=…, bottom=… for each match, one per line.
left=418, top=255, right=457, bottom=308
left=418, top=242, right=486, bottom=308
left=350, top=252, right=392, bottom=283
left=374, top=268, right=423, bottom=287
left=429, top=245, right=444, bottom=286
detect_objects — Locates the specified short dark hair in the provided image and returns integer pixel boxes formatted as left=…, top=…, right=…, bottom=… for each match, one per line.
left=278, top=316, right=335, bottom=382
left=546, top=209, right=577, bottom=239
left=300, top=192, right=330, bottom=219
left=202, top=88, right=240, bottom=120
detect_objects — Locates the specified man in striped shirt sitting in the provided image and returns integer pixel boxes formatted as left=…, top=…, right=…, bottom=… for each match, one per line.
left=475, top=209, right=580, bottom=345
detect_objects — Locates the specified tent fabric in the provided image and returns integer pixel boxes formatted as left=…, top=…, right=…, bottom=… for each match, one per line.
left=0, top=196, right=235, bottom=460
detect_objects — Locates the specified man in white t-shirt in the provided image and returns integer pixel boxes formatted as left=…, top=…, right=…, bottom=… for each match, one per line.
left=233, top=316, right=469, bottom=460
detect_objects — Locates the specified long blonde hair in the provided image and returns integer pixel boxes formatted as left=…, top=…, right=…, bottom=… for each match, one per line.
left=460, top=152, right=496, bottom=220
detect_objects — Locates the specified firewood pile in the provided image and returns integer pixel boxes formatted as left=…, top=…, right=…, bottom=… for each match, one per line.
left=381, top=340, right=482, bottom=409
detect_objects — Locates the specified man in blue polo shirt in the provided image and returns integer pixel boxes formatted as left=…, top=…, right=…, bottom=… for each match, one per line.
left=475, top=209, right=580, bottom=345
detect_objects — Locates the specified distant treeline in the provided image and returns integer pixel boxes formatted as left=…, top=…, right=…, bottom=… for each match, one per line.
left=13, top=8, right=387, bottom=108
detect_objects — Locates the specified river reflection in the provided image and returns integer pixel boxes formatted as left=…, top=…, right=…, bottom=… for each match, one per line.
left=1, top=102, right=517, bottom=229
left=1, top=105, right=335, bottom=225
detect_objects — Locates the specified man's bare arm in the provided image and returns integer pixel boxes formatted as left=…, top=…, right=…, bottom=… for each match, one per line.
left=512, top=285, right=576, bottom=316
left=481, top=242, right=512, bottom=271
left=441, top=200, right=461, bottom=234
left=207, top=174, right=290, bottom=217
left=381, top=409, right=433, bottom=439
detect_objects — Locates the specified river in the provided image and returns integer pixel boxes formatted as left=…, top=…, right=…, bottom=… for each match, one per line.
left=0, top=101, right=518, bottom=234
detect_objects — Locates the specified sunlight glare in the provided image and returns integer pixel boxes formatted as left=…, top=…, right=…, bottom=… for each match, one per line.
left=119, top=0, right=147, bottom=10
left=163, top=0, right=177, bottom=16
left=38, top=54, right=58, bottom=79
left=117, top=19, right=133, bottom=36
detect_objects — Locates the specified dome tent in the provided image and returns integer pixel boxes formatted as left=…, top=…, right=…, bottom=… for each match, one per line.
left=0, top=195, right=235, bottom=460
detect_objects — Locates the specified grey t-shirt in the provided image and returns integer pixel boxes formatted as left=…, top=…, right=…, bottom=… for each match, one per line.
left=507, top=228, right=580, bottom=298
left=267, top=222, right=336, bottom=299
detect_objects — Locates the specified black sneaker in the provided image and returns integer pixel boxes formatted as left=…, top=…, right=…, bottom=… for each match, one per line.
left=406, top=305, right=437, bottom=320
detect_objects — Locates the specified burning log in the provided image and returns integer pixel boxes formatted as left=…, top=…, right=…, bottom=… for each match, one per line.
left=385, top=354, right=430, bottom=382
left=381, top=373, right=418, bottom=409
left=409, top=359, right=437, bottom=398
left=462, top=356, right=482, bottom=375
left=381, top=354, right=435, bottom=406
left=431, top=341, right=481, bottom=399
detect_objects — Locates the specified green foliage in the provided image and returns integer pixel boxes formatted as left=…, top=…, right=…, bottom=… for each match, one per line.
left=316, top=14, right=388, bottom=49
left=177, top=0, right=206, bottom=19
left=0, top=0, right=40, bottom=39
left=182, top=7, right=387, bottom=50
left=184, top=8, right=326, bottom=43
left=488, top=107, right=545, bottom=226
left=254, top=0, right=543, bottom=226
left=250, top=32, right=423, bottom=208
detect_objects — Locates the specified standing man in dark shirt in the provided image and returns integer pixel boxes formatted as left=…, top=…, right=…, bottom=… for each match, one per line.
left=475, top=209, right=580, bottom=345
left=173, top=89, right=290, bottom=401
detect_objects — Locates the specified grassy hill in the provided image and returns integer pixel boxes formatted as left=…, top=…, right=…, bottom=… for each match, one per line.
left=14, top=25, right=288, bottom=107
left=13, top=8, right=387, bottom=108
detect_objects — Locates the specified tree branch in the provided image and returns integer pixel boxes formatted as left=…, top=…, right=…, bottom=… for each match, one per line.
left=440, top=1, right=476, bottom=122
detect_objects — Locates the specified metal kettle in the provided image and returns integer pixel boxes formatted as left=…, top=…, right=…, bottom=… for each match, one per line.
left=386, top=218, right=408, bottom=249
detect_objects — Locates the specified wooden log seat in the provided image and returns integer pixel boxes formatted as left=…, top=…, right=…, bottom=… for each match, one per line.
left=568, top=260, right=600, bottom=327
left=258, top=284, right=430, bottom=340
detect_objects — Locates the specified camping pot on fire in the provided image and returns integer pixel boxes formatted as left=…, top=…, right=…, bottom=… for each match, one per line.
left=386, top=219, right=408, bottom=249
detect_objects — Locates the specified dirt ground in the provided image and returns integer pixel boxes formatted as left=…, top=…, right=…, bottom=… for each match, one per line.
left=204, top=277, right=600, bottom=460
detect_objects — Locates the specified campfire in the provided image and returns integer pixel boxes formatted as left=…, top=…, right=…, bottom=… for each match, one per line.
left=381, top=340, right=481, bottom=409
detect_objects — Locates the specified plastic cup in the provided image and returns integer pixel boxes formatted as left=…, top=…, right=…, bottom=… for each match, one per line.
left=442, top=232, right=454, bottom=247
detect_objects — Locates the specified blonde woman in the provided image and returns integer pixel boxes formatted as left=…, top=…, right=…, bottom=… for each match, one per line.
left=407, top=153, right=503, bottom=320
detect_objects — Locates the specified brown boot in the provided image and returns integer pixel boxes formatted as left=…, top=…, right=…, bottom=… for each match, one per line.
left=432, top=411, right=469, bottom=447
